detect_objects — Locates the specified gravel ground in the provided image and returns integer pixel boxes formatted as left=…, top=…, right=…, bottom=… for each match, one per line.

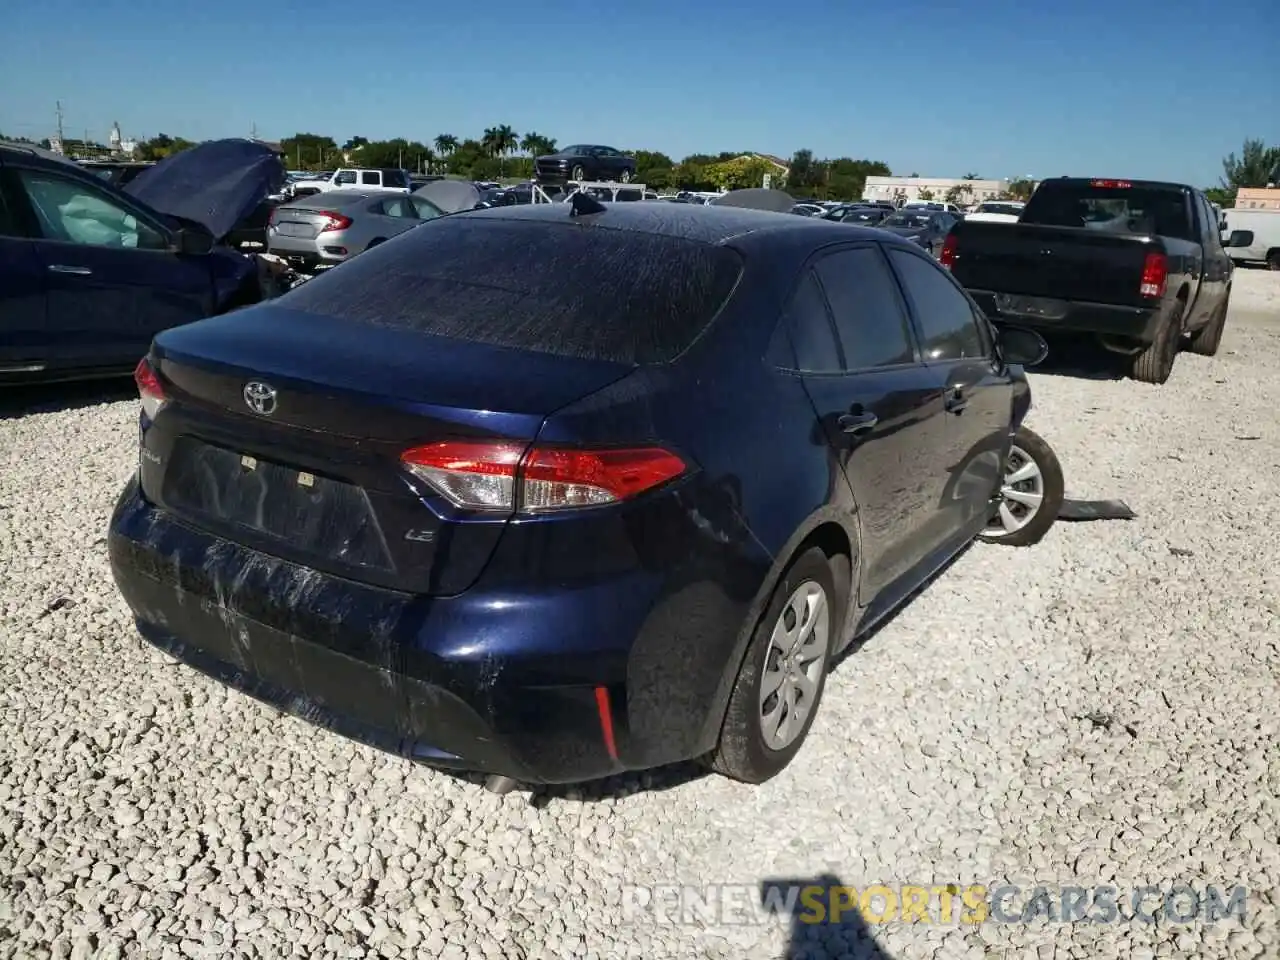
left=2, top=271, right=1278, bottom=960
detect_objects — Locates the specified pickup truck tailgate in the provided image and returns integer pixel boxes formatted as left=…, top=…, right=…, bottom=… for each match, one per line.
left=951, top=222, right=1157, bottom=308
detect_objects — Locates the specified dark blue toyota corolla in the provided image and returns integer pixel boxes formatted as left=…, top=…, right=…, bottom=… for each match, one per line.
left=108, top=202, right=1063, bottom=789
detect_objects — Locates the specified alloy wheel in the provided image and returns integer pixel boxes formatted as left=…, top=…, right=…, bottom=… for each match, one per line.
left=985, top=445, right=1045, bottom=537
left=758, top=581, right=830, bottom=750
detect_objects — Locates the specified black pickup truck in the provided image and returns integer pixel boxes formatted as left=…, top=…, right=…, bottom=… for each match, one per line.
left=941, top=177, right=1234, bottom=384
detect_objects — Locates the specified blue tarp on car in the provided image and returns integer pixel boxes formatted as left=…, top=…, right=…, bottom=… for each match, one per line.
left=125, top=139, right=285, bottom=241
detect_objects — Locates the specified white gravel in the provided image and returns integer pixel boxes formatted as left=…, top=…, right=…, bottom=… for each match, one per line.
left=2, top=271, right=1279, bottom=960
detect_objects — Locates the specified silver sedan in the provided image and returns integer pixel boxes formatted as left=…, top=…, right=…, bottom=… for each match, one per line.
left=266, top=189, right=444, bottom=273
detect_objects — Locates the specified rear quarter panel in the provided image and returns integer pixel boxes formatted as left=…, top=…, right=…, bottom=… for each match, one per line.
left=523, top=263, right=857, bottom=761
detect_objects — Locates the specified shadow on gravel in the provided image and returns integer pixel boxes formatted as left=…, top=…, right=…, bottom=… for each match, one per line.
left=0, top=376, right=135, bottom=420
left=438, top=762, right=711, bottom=807
left=764, top=873, right=894, bottom=960
left=1024, top=334, right=1128, bottom=381
left=829, top=545, right=971, bottom=674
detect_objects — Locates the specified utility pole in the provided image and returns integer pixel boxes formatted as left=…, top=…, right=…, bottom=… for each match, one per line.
left=251, top=121, right=257, bottom=140
left=55, top=100, right=65, bottom=147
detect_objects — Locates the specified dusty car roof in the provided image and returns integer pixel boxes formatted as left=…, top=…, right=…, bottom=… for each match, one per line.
left=458, top=201, right=884, bottom=246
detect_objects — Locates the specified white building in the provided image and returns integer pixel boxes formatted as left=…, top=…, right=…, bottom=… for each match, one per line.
left=863, top=176, right=1011, bottom=206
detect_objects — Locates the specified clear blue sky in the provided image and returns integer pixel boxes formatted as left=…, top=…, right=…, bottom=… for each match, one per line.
left=2, top=0, right=1276, bottom=185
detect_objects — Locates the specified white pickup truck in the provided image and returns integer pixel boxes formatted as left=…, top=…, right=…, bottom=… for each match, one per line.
left=289, top=168, right=412, bottom=198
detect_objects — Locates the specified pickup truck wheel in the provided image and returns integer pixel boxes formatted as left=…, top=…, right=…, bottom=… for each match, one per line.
left=1131, top=300, right=1183, bottom=385
left=978, top=426, right=1064, bottom=548
left=1268, top=249, right=1280, bottom=271
left=1187, top=295, right=1229, bottom=357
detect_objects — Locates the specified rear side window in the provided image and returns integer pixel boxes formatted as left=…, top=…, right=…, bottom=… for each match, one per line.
left=1022, top=182, right=1193, bottom=241
left=279, top=217, right=744, bottom=364
left=360, top=171, right=380, bottom=185
left=382, top=169, right=408, bottom=188
left=813, top=248, right=914, bottom=369
left=335, top=170, right=357, bottom=185
left=775, top=271, right=841, bottom=373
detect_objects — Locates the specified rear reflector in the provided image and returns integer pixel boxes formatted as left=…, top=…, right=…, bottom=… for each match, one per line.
left=134, top=357, right=167, bottom=421
left=1140, top=251, right=1167, bottom=298
left=939, top=233, right=958, bottom=270
left=401, top=440, right=687, bottom=513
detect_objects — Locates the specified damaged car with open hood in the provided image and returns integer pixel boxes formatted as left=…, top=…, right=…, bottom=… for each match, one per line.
left=0, top=138, right=286, bottom=384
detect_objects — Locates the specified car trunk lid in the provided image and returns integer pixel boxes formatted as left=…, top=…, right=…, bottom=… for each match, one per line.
left=141, top=304, right=634, bottom=595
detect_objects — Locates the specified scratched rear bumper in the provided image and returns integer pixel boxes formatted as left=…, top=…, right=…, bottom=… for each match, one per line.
left=107, top=476, right=622, bottom=783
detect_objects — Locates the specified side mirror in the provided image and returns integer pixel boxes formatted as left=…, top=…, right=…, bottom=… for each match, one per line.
left=1219, top=216, right=1229, bottom=233
left=170, top=227, right=214, bottom=256
left=997, top=325, right=1048, bottom=367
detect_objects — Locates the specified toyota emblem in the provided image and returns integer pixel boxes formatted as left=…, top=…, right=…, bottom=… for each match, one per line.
left=243, top=381, right=278, bottom=416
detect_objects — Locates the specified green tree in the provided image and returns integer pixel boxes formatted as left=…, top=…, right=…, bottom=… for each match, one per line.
left=825, top=157, right=891, bottom=201
left=482, top=125, right=519, bottom=175
left=917, top=188, right=935, bottom=201
left=786, top=149, right=820, bottom=195
left=963, top=172, right=980, bottom=180
left=520, top=132, right=555, bottom=157
left=136, top=134, right=195, bottom=161
left=1221, top=138, right=1280, bottom=189
left=342, top=136, right=368, bottom=152
left=1007, top=178, right=1036, bottom=201
left=281, top=132, right=339, bottom=169
left=632, top=150, right=675, bottom=188
left=434, top=133, right=458, bottom=156
left=704, top=156, right=777, bottom=190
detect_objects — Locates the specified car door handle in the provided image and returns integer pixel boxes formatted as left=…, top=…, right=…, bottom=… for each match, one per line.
left=945, top=388, right=969, bottom=414
left=48, top=264, right=93, bottom=276
left=838, top=411, right=879, bottom=435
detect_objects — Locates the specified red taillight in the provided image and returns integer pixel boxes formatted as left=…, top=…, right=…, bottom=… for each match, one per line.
left=133, top=357, right=166, bottom=421
left=939, top=233, right=958, bottom=269
left=1140, top=251, right=1167, bottom=298
left=400, top=440, right=687, bottom=513
left=316, top=211, right=353, bottom=233
left=1090, top=179, right=1132, bottom=188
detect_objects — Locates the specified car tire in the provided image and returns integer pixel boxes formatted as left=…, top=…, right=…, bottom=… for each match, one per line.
left=365, top=237, right=386, bottom=252
left=978, top=425, right=1065, bottom=548
left=1267, top=249, right=1280, bottom=271
left=571, top=164, right=586, bottom=182
left=1131, top=298, right=1183, bottom=385
left=619, top=170, right=633, bottom=184
left=1186, top=293, right=1229, bottom=357
left=705, top=546, right=837, bottom=784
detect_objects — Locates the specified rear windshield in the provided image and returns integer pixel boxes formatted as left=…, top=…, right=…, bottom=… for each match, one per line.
left=279, top=216, right=744, bottom=364
left=1022, top=182, right=1193, bottom=239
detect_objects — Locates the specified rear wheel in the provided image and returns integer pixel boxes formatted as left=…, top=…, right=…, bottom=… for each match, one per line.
left=978, top=426, right=1065, bottom=548
left=619, top=170, right=633, bottom=183
left=571, top=164, right=586, bottom=182
left=706, top=547, right=836, bottom=784
left=1267, top=249, right=1280, bottom=271
left=1186, top=294, right=1229, bottom=357
left=1131, top=299, right=1183, bottom=384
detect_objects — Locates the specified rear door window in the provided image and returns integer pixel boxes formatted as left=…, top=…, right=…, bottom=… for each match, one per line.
left=381, top=169, right=408, bottom=188
left=813, top=248, right=915, bottom=369
left=280, top=217, right=744, bottom=364
left=360, top=171, right=380, bottom=186
left=887, top=249, right=987, bottom=362
left=15, top=170, right=167, bottom=249
left=334, top=170, right=357, bottom=185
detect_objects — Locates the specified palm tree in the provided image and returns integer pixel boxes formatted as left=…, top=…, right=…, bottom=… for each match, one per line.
left=481, top=125, right=519, bottom=176
left=520, top=132, right=554, bottom=158
left=434, top=133, right=458, bottom=156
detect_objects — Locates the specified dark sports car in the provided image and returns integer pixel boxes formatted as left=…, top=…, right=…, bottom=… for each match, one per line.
left=878, top=210, right=957, bottom=257
left=534, top=145, right=637, bottom=184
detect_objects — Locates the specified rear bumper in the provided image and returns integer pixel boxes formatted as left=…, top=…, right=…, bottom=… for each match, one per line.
left=969, top=290, right=1163, bottom=344
left=265, top=243, right=346, bottom=272
left=107, top=477, right=754, bottom=783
